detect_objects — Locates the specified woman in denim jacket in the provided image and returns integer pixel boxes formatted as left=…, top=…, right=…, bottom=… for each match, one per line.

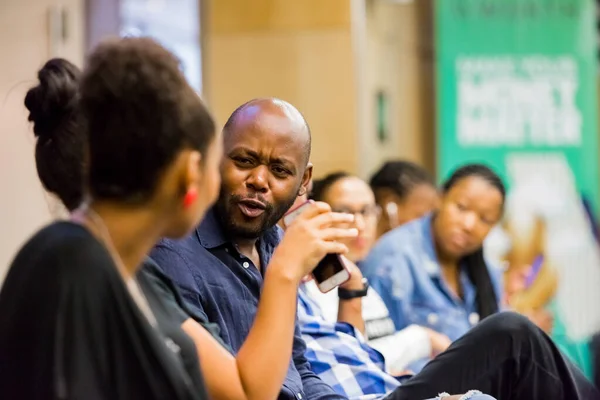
left=362, top=164, right=505, bottom=342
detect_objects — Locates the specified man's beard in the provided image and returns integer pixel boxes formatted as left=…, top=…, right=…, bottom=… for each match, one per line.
left=216, top=187, right=298, bottom=240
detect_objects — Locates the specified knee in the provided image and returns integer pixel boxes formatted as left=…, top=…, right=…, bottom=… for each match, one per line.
left=479, top=312, right=537, bottom=342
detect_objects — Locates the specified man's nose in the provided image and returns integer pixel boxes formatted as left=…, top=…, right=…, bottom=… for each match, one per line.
left=246, top=165, right=269, bottom=193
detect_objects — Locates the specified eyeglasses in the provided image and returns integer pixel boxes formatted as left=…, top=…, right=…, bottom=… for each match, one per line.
left=332, top=205, right=381, bottom=220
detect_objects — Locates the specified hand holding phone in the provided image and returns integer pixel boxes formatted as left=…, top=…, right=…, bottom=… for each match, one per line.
left=277, top=201, right=357, bottom=292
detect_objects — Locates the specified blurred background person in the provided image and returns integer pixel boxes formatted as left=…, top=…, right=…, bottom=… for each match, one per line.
left=304, top=172, right=451, bottom=373
left=502, top=256, right=556, bottom=335
left=286, top=175, right=597, bottom=400
left=502, top=201, right=595, bottom=380
left=369, top=161, right=439, bottom=239
left=362, top=164, right=505, bottom=342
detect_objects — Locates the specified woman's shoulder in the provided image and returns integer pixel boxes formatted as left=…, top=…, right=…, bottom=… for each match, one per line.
left=8, top=221, right=114, bottom=285
left=27, top=221, right=103, bottom=252
left=28, top=220, right=90, bottom=242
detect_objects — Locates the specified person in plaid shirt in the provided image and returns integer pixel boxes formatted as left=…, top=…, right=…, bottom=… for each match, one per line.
left=287, top=188, right=597, bottom=400
left=298, top=286, right=401, bottom=399
left=297, top=283, right=598, bottom=400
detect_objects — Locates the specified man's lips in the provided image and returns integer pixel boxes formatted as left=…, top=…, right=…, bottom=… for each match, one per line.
left=237, top=199, right=266, bottom=218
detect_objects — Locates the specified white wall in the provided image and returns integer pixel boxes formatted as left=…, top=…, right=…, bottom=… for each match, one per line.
left=0, top=0, right=84, bottom=281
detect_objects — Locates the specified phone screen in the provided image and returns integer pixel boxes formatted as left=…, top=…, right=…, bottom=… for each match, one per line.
left=312, top=254, right=345, bottom=283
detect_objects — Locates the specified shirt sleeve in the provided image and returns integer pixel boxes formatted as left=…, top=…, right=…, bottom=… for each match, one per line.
left=139, top=259, right=191, bottom=324
left=292, top=322, right=347, bottom=400
left=145, top=252, right=232, bottom=353
left=365, top=252, right=415, bottom=331
left=150, top=244, right=210, bottom=322
left=368, top=325, right=431, bottom=373
left=140, top=258, right=230, bottom=351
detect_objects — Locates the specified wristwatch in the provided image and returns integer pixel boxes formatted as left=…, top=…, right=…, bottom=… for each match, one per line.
left=338, top=278, right=369, bottom=300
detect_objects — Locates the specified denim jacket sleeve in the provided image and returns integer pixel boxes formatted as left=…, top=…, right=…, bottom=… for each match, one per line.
left=364, top=250, right=416, bottom=332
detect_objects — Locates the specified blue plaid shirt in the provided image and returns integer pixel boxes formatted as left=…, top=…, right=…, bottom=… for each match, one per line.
left=297, top=287, right=497, bottom=400
left=297, top=286, right=401, bottom=399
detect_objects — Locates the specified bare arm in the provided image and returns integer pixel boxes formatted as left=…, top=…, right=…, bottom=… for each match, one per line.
left=336, top=258, right=366, bottom=335
left=337, top=297, right=365, bottom=335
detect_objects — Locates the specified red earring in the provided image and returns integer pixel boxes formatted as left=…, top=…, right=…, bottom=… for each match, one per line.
left=183, top=188, right=198, bottom=209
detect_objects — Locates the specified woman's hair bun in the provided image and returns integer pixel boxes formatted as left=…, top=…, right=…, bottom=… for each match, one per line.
left=24, top=58, right=80, bottom=141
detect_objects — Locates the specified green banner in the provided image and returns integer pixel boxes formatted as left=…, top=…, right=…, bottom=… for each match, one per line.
left=436, top=0, right=600, bottom=379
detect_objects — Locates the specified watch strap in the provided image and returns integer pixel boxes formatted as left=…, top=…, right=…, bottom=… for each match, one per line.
left=338, top=278, right=369, bottom=300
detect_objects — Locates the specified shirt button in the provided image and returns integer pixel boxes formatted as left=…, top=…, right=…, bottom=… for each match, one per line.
left=427, top=313, right=438, bottom=325
left=242, top=262, right=250, bottom=269
left=297, top=394, right=303, bottom=399
left=469, top=312, right=480, bottom=325
left=225, top=248, right=229, bottom=253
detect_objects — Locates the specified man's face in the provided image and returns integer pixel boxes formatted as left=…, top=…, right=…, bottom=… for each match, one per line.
left=217, top=103, right=311, bottom=239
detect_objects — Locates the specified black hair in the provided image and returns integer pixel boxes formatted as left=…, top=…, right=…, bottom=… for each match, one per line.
left=442, top=163, right=506, bottom=320
left=80, top=37, right=216, bottom=203
left=309, top=172, right=350, bottom=201
left=370, top=161, right=435, bottom=200
left=442, top=163, right=506, bottom=199
left=24, top=58, right=85, bottom=211
left=223, top=98, right=312, bottom=163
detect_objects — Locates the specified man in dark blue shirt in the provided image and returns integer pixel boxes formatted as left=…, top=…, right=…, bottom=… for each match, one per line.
left=151, top=98, right=344, bottom=400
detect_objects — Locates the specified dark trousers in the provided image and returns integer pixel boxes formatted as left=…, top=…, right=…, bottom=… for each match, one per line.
left=386, top=312, right=600, bottom=400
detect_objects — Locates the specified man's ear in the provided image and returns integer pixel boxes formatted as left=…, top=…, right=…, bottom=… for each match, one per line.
left=299, top=163, right=313, bottom=196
